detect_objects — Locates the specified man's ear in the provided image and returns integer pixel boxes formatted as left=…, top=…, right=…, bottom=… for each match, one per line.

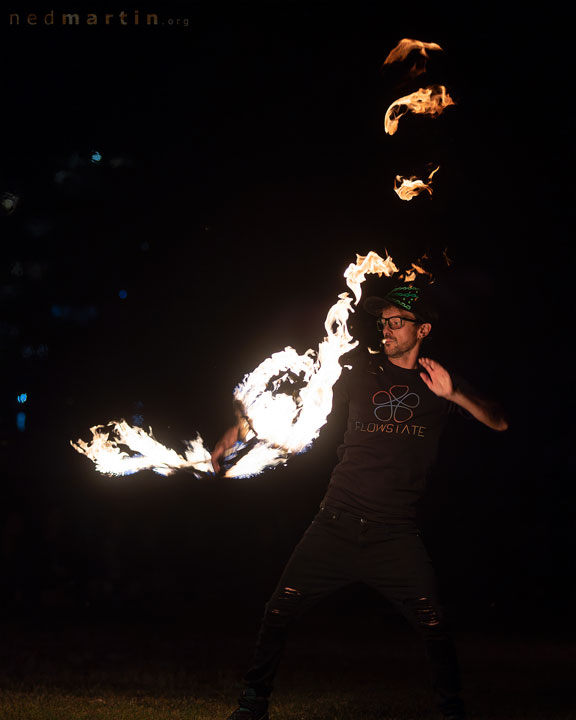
left=418, top=323, right=431, bottom=339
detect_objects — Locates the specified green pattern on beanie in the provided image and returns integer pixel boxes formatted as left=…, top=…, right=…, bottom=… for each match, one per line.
left=385, top=285, right=420, bottom=311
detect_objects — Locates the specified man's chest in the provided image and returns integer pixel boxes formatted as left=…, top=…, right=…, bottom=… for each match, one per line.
left=346, top=370, right=447, bottom=439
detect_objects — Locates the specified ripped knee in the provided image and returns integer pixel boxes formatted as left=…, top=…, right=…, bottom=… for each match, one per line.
left=405, top=596, right=443, bottom=629
left=265, top=586, right=302, bottom=626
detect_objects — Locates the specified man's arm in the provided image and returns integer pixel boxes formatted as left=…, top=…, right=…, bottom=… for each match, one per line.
left=418, top=357, right=509, bottom=432
left=210, top=401, right=253, bottom=474
left=212, top=362, right=352, bottom=473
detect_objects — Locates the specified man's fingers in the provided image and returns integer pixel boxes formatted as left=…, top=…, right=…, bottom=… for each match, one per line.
left=419, top=359, right=436, bottom=378
left=211, top=442, right=227, bottom=474
left=420, top=357, right=447, bottom=379
left=419, top=357, right=437, bottom=370
left=210, top=425, right=241, bottom=475
left=419, top=357, right=431, bottom=372
left=419, top=371, right=433, bottom=389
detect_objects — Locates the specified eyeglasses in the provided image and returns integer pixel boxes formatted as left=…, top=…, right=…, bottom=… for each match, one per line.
left=377, top=316, right=419, bottom=331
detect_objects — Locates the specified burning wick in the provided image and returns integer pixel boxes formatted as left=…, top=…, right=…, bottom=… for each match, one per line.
left=382, top=38, right=443, bottom=78
left=384, top=85, right=455, bottom=136
left=394, top=166, right=440, bottom=201
left=72, top=251, right=399, bottom=479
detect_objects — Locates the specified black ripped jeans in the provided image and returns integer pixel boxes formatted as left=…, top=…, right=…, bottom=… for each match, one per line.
left=242, top=504, right=465, bottom=717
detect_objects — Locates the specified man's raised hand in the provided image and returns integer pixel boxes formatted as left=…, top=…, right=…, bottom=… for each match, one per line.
left=418, top=357, right=454, bottom=399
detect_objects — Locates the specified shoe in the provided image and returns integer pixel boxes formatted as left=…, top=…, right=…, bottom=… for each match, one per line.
left=441, top=708, right=467, bottom=719
left=439, top=696, right=467, bottom=719
left=225, top=689, right=269, bottom=720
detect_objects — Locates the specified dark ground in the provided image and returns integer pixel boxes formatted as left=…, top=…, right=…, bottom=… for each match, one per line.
left=0, top=609, right=574, bottom=719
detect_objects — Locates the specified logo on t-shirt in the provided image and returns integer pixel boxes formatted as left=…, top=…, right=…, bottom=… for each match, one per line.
left=372, top=385, right=420, bottom=423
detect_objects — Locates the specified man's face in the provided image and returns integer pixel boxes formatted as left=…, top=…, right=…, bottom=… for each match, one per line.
left=380, top=307, right=423, bottom=358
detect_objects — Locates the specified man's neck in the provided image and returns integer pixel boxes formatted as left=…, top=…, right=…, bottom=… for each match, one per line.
left=386, top=349, right=420, bottom=370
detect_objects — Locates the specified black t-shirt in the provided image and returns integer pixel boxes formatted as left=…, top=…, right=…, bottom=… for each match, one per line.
left=322, top=351, right=463, bottom=522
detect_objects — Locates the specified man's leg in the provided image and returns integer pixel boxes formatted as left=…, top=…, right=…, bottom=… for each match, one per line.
left=227, top=507, right=357, bottom=718
left=361, top=524, right=466, bottom=720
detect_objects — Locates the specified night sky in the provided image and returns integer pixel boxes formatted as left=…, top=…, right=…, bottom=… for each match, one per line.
left=1, top=3, right=573, bottom=636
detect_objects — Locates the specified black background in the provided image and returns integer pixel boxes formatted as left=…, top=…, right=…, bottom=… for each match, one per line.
left=1, top=2, right=573, bottom=645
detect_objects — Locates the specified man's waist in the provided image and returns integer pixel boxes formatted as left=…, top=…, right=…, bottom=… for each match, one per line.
left=319, top=502, right=417, bottom=527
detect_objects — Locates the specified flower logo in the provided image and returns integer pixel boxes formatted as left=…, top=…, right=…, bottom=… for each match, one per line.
left=372, top=385, right=420, bottom=423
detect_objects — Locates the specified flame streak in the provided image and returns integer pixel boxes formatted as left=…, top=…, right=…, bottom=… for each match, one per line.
left=72, top=251, right=399, bottom=479
left=231, top=251, right=398, bottom=476
left=70, top=421, right=212, bottom=477
left=383, top=38, right=443, bottom=78
left=394, top=166, right=440, bottom=201
left=384, top=85, right=455, bottom=136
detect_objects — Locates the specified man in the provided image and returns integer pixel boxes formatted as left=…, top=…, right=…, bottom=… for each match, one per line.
left=213, top=284, right=508, bottom=720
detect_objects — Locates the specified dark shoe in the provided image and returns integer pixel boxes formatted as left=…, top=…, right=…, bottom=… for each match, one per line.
left=226, top=689, right=269, bottom=720
left=439, top=695, right=467, bottom=720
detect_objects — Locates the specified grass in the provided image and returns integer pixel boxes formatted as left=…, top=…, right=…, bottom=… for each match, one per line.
left=1, top=687, right=575, bottom=720
left=0, top=612, right=574, bottom=720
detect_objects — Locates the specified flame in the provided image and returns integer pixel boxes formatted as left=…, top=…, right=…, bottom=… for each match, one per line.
left=383, top=38, right=443, bottom=78
left=398, top=254, right=434, bottom=284
left=342, top=251, right=399, bottom=305
left=394, top=165, right=440, bottom=201
left=231, top=251, right=398, bottom=475
left=384, top=85, right=455, bottom=136
left=72, top=251, right=399, bottom=478
left=400, top=263, right=432, bottom=284
left=70, top=421, right=213, bottom=477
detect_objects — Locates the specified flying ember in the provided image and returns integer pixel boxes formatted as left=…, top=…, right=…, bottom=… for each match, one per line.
left=384, top=85, right=455, bottom=136
left=394, top=166, right=440, bottom=201
left=399, top=261, right=434, bottom=284
left=382, top=38, right=443, bottom=78
left=72, top=251, right=399, bottom=479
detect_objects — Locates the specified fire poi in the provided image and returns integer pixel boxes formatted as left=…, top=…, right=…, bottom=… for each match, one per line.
left=382, top=41, right=454, bottom=199
left=72, top=251, right=400, bottom=478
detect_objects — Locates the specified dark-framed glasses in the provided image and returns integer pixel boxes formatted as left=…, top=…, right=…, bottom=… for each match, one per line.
left=377, top=316, right=419, bottom=331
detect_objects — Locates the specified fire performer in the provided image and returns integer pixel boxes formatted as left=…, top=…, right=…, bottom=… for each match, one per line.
left=214, top=285, right=508, bottom=720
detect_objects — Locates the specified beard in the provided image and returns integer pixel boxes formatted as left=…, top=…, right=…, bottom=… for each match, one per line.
left=382, top=334, right=419, bottom=358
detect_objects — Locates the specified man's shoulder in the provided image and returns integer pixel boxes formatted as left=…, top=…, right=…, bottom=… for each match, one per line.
left=340, top=347, right=378, bottom=374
